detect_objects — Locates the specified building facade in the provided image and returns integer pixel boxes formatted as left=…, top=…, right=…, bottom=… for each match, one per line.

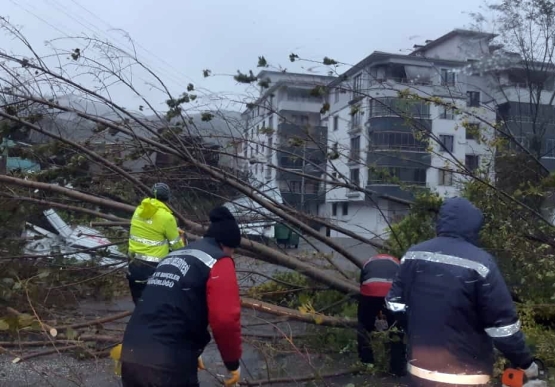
left=320, top=30, right=498, bottom=240
left=241, top=71, right=335, bottom=214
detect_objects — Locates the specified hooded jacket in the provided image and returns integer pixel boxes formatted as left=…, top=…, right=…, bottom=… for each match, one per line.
left=128, top=198, right=184, bottom=261
left=386, top=197, right=533, bottom=381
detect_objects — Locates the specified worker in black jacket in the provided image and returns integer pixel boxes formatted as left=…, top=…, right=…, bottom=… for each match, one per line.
left=121, top=206, right=242, bottom=387
left=358, top=254, right=406, bottom=376
left=386, top=197, right=540, bottom=386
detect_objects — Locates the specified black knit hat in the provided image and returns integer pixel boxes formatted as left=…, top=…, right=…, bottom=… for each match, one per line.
left=204, top=206, right=242, bottom=248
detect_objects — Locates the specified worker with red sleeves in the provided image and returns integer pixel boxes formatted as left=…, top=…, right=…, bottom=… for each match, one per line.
left=358, top=253, right=406, bottom=376
left=120, top=206, right=242, bottom=387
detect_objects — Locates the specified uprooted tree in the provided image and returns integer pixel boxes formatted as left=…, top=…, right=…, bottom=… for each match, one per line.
left=2, top=0, right=555, bottom=382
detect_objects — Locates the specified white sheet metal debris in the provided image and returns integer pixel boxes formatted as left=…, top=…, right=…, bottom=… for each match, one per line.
left=23, top=209, right=126, bottom=267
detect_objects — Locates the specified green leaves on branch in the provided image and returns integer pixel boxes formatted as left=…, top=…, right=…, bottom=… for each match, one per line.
left=201, top=112, right=214, bottom=122
left=257, top=56, right=269, bottom=68
left=289, top=53, right=299, bottom=62
left=202, top=69, right=211, bottom=77
left=323, top=57, right=338, bottom=65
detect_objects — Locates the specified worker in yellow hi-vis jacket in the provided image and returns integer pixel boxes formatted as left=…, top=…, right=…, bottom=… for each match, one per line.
left=127, top=182, right=185, bottom=305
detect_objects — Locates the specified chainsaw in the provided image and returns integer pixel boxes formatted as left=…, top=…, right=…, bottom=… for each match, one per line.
left=502, top=359, right=548, bottom=387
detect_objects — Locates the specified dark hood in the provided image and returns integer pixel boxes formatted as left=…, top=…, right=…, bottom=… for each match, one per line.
left=436, top=197, right=484, bottom=245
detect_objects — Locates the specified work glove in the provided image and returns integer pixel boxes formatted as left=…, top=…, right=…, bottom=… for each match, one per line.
left=109, top=344, right=122, bottom=377
left=223, top=366, right=240, bottom=387
left=197, top=356, right=205, bottom=371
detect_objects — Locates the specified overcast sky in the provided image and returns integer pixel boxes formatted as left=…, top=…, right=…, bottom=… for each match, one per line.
left=3, top=0, right=488, bottom=113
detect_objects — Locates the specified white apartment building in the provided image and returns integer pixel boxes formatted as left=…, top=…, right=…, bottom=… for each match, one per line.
left=320, top=29, right=499, bottom=240
left=241, top=71, right=335, bottom=216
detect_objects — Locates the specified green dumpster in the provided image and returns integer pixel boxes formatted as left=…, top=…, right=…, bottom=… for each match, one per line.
left=275, top=223, right=291, bottom=246
left=274, top=223, right=300, bottom=249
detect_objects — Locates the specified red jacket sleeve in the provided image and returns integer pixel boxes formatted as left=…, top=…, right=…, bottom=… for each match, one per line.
left=206, top=257, right=242, bottom=371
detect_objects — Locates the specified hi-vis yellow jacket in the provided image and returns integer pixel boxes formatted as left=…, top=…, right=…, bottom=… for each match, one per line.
left=128, top=198, right=185, bottom=262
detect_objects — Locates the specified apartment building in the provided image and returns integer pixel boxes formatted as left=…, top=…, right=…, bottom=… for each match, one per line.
left=241, top=71, right=335, bottom=214
left=321, top=29, right=499, bottom=240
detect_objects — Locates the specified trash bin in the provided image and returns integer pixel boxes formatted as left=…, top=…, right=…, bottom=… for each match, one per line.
left=275, top=223, right=291, bottom=247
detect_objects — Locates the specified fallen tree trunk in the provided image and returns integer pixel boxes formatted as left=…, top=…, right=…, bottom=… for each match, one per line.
left=241, top=298, right=357, bottom=328
left=0, top=175, right=358, bottom=295
left=238, top=367, right=360, bottom=386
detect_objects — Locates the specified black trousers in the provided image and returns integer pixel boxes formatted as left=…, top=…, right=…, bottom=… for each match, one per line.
left=121, top=362, right=199, bottom=387
left=127, top=259, right=158, bottom=305
left=357, top=295, right=407, bottom=376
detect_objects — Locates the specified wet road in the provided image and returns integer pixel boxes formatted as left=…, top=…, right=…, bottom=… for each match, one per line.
left=0, top=237, right=400, bottom=386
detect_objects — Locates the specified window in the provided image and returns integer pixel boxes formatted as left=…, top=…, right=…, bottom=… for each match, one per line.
left=334, top=88, right=340, bottom=103
left=353, top=74, right=363, bottom=98
left=413, top=168, right=427, bottom=184
left=440, top=107, right=456, bottom=120
left=439, top=135, right=454, bottom=152
left=292, top=115, right=309, bottom=125
left=441, top=69, right=455, bottom=86
left=466, top=91, right=481, bottom=107
left=332, top=203, right=338, bottom=216
left=342, top=202, right=349, bottom=216
left=465, top=154, right=480, bottom=172
left=545, top=139, right=555, bottom=158
left=369, top=97, right=430, bottom=118
left=269, top=115, right=274, bottom=129
left=352, top=109, right=363, bottom=129
left=332, top=142, right=338, bottom=153
left=368, top=166, right=427, bottom=185
left=350, top=136, right=361, bottom=161
left=466, top=123, right=480, bottom=140
left=331, top=171, right=338, bottom=179
left=370, top=131, right=427, bottom=151
left=333, top=116, right=339, bottom=131
left=438, top=169, right=454, bottom=186
left=509, top=136, right=530, bottom=151
left=255, top=144, right=259, bottom=154
left=350, top=168, right=360, bottom=188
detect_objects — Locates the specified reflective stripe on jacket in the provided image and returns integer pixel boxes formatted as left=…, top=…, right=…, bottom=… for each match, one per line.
left=128, top=198, right=185, bottom=260
left=360, top=254, right=399, bottom=297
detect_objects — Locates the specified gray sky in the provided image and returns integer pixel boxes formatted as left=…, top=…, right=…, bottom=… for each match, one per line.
left=4, top=0, right=487, bottom=113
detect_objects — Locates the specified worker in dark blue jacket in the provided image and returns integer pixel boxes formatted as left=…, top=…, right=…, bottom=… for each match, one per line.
left=386, top=197, right=540, bottom=387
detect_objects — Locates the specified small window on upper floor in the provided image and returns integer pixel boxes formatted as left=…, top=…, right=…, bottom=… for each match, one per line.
left=333, top=116, right=339, bottom=131
left=441, top=69, right=456, bottom=87
left=332, top=202, right=338, bottom=216
left=465, top=154, right=480, bottom=172
left=334, top=88, right=340, bottom=103
left=440, top=107, right=456, bottom=120
left=438, top=169, right=454, bottom=186
left=466, top=91, right=481, bottom=107
left=353, top=74, right=363, bottom=98
left=439, top=134, right=454, bottom=153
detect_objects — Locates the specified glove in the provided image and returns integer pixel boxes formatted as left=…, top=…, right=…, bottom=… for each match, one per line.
left=523, top=361, right=539, bottom=379
left=223, top=366, right=240, bottom=387
left=109, top=344, right=122, bottom=376
left=197, top=356, right=205, bottom=370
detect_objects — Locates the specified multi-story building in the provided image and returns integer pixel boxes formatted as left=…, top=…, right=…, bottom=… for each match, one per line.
left=241, top=70, right=335, bottom=214
left=321, top=29, right=499, bottom=240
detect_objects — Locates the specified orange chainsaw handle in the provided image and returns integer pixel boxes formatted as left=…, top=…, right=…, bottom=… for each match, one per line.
left=502, top=368, right=525, bottom=387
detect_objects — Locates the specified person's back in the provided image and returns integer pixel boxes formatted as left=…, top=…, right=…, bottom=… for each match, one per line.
left=123, top=238, right=231, bottom=368
left=127, top=183, right=185, bottom=305
left=386, top=197, right=536, bottom=386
